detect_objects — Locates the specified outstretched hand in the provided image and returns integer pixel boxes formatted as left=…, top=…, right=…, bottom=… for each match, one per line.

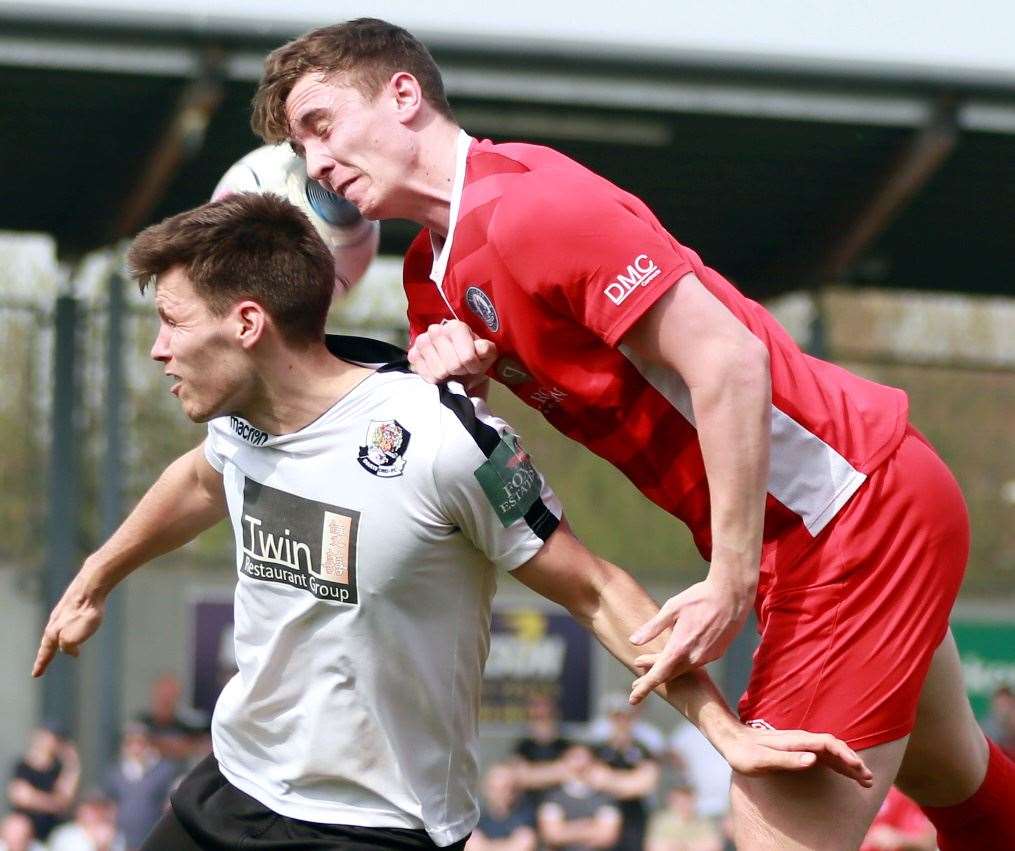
left=407, top=321, right=497, bottom=385
left=628, top=577, right=751, bottom=704
left=32, top=572, right=106, bottom=678
left=725, top=725, right=874, bottom=787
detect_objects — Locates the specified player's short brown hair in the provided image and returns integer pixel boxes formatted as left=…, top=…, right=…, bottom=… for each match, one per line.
left=127, top=192, right=335, bottom=346
left=251, top=17, right=454, bottom=145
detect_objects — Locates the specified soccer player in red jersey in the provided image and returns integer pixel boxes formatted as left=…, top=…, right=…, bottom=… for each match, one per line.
left=253, top=18, right=1014, bottom=849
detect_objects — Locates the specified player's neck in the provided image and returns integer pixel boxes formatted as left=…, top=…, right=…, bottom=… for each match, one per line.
left=400, top=118, right=462, bottom=237
left=241, top=342, right=373, bottom=436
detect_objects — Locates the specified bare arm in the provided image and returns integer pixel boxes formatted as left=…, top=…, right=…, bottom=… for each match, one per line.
left=512, top=522, right=872, bottom=786
left=623, top=273, right=771, bottom=698
left=538, top=806, right=621, bottom=849
left=510, top=756, right=569, bottom=791
left=590, top=759, right=659, bottom=800
left=33, top=443, right=226, bottom=676
left=7, top=779, right=69, bottom=813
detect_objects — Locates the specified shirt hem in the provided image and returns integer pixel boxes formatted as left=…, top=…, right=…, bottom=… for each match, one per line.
left=217, top=759, right=476, bottom=846
left=803, top=469, right=868, bottom=536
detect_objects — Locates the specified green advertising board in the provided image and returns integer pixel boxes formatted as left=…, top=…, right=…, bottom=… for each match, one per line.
left=952, top=620, right=1015, bottom=719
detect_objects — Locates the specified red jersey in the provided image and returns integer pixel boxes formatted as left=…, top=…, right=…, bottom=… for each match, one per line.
left=403, top=133, right=909, bottom=559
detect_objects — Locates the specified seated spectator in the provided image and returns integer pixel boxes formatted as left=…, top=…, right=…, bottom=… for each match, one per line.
left=0, top=812, right=45, bottom=851
left=511, top=693, right=572, bottom=807
left=538, top=745, right=621, bottom=851
left=135, top=673, right=209, bottom=764
left=981, top=685, right=1015, bottom=759
left=103, top=723, right=181, bottom=850
left=48, top=788, right=126, bottom=851
left=48, top=790, right=126, bottom=851
left=6, top=721, right=79, bottom=841
left=668, top=718, right=731, bottom=823
left=586, top=692, right=666, bottom=756
left=588, top=696, right=660, bottom=850
left=645, top=785, right=724, bottom=851
left=467, top=763, right=537, bottom=851
left=860, top=787, right=936, bottom=851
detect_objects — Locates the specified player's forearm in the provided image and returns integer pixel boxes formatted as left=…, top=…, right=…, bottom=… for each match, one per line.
left=690, top=338, right=770, bottom=598
left=576, top=559, right=744, bottom=753
left=78, top=444, right=226, bottom=599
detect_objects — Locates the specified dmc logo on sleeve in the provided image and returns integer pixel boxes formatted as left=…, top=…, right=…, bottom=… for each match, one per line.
left=240, top=478, right=359, bottom=605
left=603, top=254, right=662, bottom=306
left=474, top=433, right=542, bottom=528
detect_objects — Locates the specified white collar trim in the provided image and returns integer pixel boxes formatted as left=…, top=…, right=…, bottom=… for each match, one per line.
left=429, top=129, right=474, bottom=290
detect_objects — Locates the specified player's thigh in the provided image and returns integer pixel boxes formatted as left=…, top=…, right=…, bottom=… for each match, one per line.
left=730, top=736, right=907, bottom=851
left=894, top=629, right=989, bottom=807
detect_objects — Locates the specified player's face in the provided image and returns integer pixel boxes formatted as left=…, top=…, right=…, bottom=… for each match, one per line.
left=150, top=267, right=253, bottom=423
left=285, top=72, right=413, bottom=221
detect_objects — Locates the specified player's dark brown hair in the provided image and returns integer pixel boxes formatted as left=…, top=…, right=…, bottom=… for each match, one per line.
left=252, top=17, right=454, bottom=145
left=127, top=192, right=335, bottom=346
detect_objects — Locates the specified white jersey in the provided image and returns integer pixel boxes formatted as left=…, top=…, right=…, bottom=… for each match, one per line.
left=203, top=337, right=562, bottom=847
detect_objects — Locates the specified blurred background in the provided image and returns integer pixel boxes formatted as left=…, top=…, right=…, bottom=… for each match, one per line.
left=0, top=2, right=1012, bottom=849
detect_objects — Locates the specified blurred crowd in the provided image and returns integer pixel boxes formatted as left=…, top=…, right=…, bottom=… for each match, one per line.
left=3, top=682, right=1012, bottom=851
left=466, top=684, right=1015, bottom=851
left=2, top=674, right=209, bottom=851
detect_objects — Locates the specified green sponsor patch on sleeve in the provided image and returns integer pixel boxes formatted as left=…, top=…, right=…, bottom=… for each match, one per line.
left=474, top=434, right=543, bottom=528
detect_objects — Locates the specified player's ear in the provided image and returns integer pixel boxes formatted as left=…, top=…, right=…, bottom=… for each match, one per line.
left=388, top=71, right=423, bottom=124
left=233, top=300, right=267, bottom=350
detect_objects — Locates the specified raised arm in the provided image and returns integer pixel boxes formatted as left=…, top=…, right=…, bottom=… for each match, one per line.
left=511, top=522, right=872, bottom=786
left=33, top=442, right=226, bottom=677
left=622, top=272, right=771, bottom=700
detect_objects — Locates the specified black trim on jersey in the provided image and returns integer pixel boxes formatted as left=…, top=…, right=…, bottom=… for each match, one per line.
left=438, top=383, right=560, bottom=542
left=325, top=334, right=406, bottom=367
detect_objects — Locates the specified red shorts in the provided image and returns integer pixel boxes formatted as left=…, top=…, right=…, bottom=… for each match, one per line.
left=738, top=426, right=969, bottom=751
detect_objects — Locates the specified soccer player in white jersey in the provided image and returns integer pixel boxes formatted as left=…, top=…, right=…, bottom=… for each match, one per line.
left=34, top=194, right=870, bottom=850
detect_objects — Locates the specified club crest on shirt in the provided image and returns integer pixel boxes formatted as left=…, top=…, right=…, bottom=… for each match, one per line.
left=465, top=286, right=500, bottom=332
left=357, top=419, right=411, bottom=478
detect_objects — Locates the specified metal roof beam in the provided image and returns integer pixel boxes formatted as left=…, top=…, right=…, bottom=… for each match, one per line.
left=812, top=99, right=960, bottom=285
left=6, top=32, right=1015, bottom=134
left=111, top=63, right=224, bottom=239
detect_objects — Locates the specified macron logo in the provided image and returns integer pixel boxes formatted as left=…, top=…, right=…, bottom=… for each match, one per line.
left=603, top=254, right=662, bottom=306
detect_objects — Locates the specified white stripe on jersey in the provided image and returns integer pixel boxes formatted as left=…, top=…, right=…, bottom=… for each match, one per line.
left=619, top=344, right=866, bottom=536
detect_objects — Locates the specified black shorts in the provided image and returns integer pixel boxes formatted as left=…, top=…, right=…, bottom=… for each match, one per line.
left=141, top=754, right=468, bottom=851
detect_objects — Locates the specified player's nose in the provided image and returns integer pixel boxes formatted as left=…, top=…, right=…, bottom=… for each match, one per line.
left=304, top=143, right=333, bottom=184
left=150, top=325, right=171, bottom=361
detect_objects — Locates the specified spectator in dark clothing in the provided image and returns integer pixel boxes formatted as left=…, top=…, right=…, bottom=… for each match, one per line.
left=466, top=763, right=536, bottom=851
left=538, top=746, right=621, bottom=851
left=6, top=723, right=80, bottom=841
left=135, top=673, right=209, bottom=764
left=588, top=696, right=660, bottom=851
left=511, top=693, right=572, bottom=808
left=104, top=724, right=181, bottom=850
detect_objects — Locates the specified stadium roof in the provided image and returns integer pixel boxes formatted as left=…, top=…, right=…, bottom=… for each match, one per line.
left=2, top=3, right=1014, bottom=297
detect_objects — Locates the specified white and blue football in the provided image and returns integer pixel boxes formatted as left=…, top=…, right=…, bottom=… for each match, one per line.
left=212, top=144, right=380, bottom=293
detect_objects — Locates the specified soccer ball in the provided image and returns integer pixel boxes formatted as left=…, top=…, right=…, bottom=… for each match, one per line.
left=212, top=144, right=380, bottom=293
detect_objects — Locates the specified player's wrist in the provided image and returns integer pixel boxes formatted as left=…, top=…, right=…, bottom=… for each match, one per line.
left=77, top=556, right=114, bottom=603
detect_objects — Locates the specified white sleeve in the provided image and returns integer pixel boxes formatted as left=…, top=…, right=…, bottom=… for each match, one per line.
left=204, top=419, right=229, bottom=473
left=434, top=385, right=562, bottom=571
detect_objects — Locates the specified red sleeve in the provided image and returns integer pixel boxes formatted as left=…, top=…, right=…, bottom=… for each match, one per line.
left=402, top=229, right=451, bottom=344
left=489, top=172, right=694, bottom=346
